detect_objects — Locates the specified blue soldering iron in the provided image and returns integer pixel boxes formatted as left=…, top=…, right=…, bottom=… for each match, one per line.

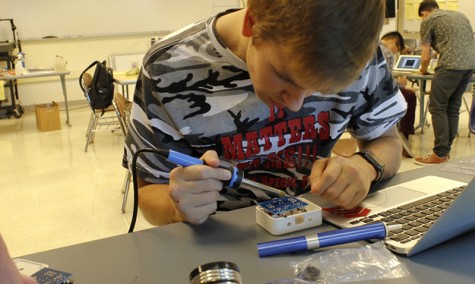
left=128, top=148, right=286, bottom=233
left=257, top=222, right=402, bottom=257
left=164, top=149, right=286, bottom=197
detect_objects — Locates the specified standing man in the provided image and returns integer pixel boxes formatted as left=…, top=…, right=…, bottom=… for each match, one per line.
left=414, top=0, right=475, bottom=165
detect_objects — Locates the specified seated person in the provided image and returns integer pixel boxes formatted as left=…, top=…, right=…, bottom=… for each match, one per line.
left=381, top=31, right=417, bottom=142
left=123, top=1, right=406, bottom=226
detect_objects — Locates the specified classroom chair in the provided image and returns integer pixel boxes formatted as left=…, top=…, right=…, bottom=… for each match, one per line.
left=470, top=90, right=475, bottom=136
left=80, top=73, right=124, bottom=152
left=112, top=93, right=134, bottom=213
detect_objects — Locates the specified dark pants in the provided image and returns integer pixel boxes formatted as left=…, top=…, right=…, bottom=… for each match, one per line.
left=399, top=87, right=416, bottom=138
left=429, top=67, right=474, bottom=157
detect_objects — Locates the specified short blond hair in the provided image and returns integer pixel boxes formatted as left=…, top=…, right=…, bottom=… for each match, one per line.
left=247, top=0, right=385, bottom=93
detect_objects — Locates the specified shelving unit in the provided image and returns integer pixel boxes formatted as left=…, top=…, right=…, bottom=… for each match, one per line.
left=0, top=18, right=23, bottom=119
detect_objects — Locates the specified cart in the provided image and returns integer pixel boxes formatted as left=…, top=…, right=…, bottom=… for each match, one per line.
left=0, top=18, right=23, bottom=119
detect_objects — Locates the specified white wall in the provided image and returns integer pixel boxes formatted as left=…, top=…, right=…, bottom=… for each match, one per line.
left=381, top=17, right=399, bottom=38
left=7, top=34, right=155, bottom=106
left=402, top=0, right=475, bottom=33
left=1, top=0, right=241, bottom=107
left=0, top=0, right=233, bottom=39
left=4, top=3, right=399, bottom=107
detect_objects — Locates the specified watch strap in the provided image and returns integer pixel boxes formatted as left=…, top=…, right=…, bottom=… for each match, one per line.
left=354, top=151, right=385, bottom=185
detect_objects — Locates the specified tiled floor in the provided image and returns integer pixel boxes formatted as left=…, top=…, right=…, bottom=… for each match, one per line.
left=1, top=93, right=474, bottom=258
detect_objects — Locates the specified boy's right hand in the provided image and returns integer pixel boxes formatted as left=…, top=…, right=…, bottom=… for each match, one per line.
left=168, top=151, right=232, bottom=224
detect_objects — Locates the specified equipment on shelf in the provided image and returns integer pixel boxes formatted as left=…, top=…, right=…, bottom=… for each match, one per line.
left=0, top=17, right=24, bottom=119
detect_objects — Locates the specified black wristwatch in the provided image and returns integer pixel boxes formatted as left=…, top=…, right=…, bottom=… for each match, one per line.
left=354, top=151, right=385, bottom=185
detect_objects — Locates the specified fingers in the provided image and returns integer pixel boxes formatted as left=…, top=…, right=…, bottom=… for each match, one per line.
left=320, top=181, right=360, bottom=209
left=310, top=157, right=340, bottom=196
left=200, top=150, right=221, bottom=168
left=178, top=197, right=218, bottom=224
left=309, top=156, right=369, bottom=209
left=168, top=150, right=229, bottom=224
left=170, top=179, right=221, bottom=206
left=0, top=235, right=33, bottom=284
left=173, top=150, right=231, bottom=185
left=169, top=166, right=223, bottom=224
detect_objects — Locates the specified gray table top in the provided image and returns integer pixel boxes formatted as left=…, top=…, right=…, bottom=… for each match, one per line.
left=22, top=157, right=475, bottom=283
left=0, top=70, right=70, bottom=80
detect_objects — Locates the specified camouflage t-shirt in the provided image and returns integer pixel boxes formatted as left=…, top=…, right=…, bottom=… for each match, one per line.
left=123, top=14, right=406, bottom=208
left=420, top=9, right=475, bottom=70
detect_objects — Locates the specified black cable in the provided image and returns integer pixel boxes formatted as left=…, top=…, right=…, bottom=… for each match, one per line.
left=128, top=148, right=168, bottom=233
left=127, top=148, right=279, bottom=232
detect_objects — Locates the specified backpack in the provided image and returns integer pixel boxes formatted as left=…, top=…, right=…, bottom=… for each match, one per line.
left=79, top=60, right=114, bottom=115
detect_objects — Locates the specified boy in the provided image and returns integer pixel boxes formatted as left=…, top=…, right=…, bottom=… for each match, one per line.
left=123, top=0, right=406, bottom=225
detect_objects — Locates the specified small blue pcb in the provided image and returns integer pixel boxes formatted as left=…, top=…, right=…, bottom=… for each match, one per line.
left=259, top=196, right=308, bottom=215
left=32, top=267, right=73, bottom=284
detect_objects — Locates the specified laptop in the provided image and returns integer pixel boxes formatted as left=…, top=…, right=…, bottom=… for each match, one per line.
left=316, top=176, right=475, bottom=256
left=393, top=55, right=421, bottom=73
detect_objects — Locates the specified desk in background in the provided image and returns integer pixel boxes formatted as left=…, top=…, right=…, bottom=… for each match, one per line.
left=20, top=157, right=475, bottom=283
left=113, top=73, right=138, bottom=99
left=397, top=72, right=475, bottom=133
left=0, top=70, right=72, bottom=126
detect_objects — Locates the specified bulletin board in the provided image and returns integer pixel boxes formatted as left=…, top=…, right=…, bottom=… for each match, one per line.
left=0, top=0, right=240, bottom=40
left=402, top=0, right=475, bottom=33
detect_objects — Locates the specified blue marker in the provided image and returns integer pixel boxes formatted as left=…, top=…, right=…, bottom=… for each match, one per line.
left=257, top=222, right=401, bottom=257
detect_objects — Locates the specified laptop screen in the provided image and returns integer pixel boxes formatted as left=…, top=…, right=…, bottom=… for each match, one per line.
left=395, top=55, right=421, bottom=71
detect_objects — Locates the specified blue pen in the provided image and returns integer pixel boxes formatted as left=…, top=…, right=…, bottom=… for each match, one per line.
left=257, top=222, right=401, bottom=257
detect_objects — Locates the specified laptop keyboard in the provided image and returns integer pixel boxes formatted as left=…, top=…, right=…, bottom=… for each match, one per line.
left=349, top=185, right=466, bottom=244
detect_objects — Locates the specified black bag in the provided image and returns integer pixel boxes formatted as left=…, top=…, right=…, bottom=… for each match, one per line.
left=79, top=60, right=114, bottom=114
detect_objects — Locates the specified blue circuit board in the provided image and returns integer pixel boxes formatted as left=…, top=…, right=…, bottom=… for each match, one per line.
left=32, top=267, right=73, bottom=284
left=258, top=196, right=308, bottom=215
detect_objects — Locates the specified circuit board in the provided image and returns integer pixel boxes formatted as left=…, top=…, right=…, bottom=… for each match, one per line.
left=32, top=267, right=73, bottom=284
left=258, top=196, right=308, bottom=215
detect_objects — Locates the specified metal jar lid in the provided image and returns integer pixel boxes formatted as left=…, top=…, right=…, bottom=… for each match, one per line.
left=189, top=261, right=242, bottom=284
